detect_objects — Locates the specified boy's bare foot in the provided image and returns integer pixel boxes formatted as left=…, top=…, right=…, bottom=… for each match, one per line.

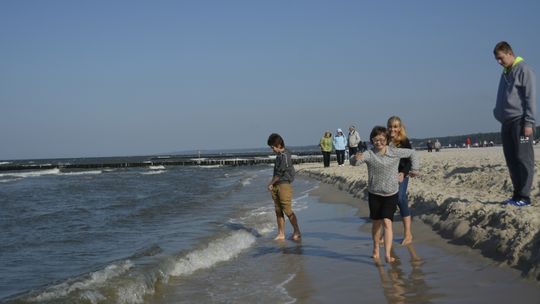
left=291, top=233, right=301, bottom=241
left=385, top=256, right=396, bottom=263
left=274, top=234, right=286, bottom=240
left=401, top=235, right=413, bottom=246
left=372, top=248, right=380, bottom=260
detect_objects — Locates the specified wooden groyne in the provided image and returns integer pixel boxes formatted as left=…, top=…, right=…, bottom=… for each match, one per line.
left=0, top=154, right=336, bottom=172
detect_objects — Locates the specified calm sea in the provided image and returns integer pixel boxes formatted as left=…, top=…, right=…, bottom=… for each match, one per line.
left=0, top=163, right=318, bottom=303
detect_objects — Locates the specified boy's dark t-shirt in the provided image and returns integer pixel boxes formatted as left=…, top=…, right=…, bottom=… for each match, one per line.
left=273, top=149, right=295, bottom=183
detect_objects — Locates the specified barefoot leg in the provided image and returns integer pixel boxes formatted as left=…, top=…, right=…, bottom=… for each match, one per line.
left=274, top=212, right=285, bottom=240
left=401, top=215, right=413, bottom=245
left=372, top=220, right=383, bottom=259
left=383, top=218, right=395, bottom=263
left=287, top=212, right=301, bottom=240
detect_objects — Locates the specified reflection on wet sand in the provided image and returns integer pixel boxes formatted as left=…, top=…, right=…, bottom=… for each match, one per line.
left=275, top=240, right=320, bottom=303
left=375, top=244, right=444, bottom=303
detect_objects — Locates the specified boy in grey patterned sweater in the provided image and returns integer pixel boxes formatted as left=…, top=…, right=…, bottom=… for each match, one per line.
left=267, top=133, right=301, bottom=241
left=350, top=126, right=419, bottom=263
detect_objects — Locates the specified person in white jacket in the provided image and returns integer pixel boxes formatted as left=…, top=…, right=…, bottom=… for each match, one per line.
left=333, top=128, right=347, bottom=167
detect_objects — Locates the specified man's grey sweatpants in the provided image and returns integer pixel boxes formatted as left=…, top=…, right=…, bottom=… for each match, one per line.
left=501, top=119, right=535, bottom=202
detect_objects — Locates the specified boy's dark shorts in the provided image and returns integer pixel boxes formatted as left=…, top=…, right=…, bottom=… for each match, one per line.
left=271, top=183, right=293, bottom=217
left=368, top=192, right=398, bottom=221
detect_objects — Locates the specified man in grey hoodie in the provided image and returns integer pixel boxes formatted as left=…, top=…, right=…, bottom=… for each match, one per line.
left=493, top=41, right=537, bottom=207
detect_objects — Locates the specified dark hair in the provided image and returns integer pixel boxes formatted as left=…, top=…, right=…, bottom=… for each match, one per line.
left=267, top=133, right=285, bottom=147
left=494, top=41, right=513, bottom=55
left=369, top=126, right=388, bottom=144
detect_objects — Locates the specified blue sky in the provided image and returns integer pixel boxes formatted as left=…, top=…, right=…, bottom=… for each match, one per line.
left=1, top=0, right=539, bottom=159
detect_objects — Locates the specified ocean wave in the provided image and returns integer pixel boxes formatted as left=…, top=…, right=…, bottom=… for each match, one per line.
left=27, top=260, right=134, bottom=303
left=0, top=168, right=60, bottom=178
left=11, top=231, right=257, bottom=304
left=0, top=178, right=23, bottom=183
left=60, top=170, right=103, bottom=176
left=0, top=161, right=12, bottom=165
left=199, top=164, right=223, bottom=168
left=141, top=170, right=165, bottom=175
left=148, top=165, right=165, bottom=170
left=0, top=168, right=105, bottom=179
left=169, top=230, right=256, bottom=276
left=241, top=176, right=254, bottom=186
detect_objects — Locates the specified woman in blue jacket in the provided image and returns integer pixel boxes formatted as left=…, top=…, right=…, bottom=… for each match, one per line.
left=333, top=128, right=347, bottom=166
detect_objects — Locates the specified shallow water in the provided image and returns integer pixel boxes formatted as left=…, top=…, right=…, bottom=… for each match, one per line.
left=2, top=164, right=320, bottom=303
left=2, top=165, right=538, bottom=303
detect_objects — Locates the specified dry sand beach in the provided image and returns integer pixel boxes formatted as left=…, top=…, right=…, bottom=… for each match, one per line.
left=296, top=146, right=540, bottom=282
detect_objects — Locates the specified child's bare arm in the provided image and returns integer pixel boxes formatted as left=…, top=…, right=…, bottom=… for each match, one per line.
left=267, top=176, right=279, bottom=191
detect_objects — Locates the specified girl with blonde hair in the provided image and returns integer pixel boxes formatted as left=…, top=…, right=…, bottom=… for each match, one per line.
left=387, top=116, right=414, bottom=245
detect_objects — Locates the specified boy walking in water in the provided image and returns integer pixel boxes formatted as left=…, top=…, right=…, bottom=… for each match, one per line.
left=267, top=133, right=301, bottom=240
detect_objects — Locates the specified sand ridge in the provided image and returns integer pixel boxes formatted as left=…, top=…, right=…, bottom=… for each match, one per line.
left=295, top=146, right=540, bottom=281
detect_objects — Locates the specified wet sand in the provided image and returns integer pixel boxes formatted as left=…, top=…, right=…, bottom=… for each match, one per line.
left=147, top=179, right=539, bottom=303
left=296, top=146, right=540, bottom=280
left=285, top=183, right=540, bottom=303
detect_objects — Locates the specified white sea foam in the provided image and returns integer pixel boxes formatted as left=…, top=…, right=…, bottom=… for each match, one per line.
left=276, top=273, right=297, bottom=304
left=291, top=194, right=310, bottom=212
left=141, top=170, right=165, bottom=175
left=0, top=178, right=22, bottom=183
left=60, top=170, right=103, bottom=176
left=148, top=165, right=165, bottom=170
left=111, top=231, right=257, bottom=303
left=199, top=164, right=223, bottom=168
left=28, top=260, right=133, bottom=302
left=241, top=176, right=254, bottom=186
left=169, top=230, right=256, bottom=277
left=0, top=168, right=60, bottom=178
left=0, top=161, right=11, bottom=165
left=80, top=290, right=106, bottom=304
left=115, top=276, right=156, bottom=304
left=256, top=222, right=276, bottom=235
left=248, top=205, right=274, bottom=217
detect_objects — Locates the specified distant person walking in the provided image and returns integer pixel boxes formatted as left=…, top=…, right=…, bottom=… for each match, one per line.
left=347, top=125, right=361, bottom=158
left=319, top=131, right=333, bottom=168
left=493, top=41, right=536, bottom=207
left=387, top=116, right=415, bottom=245
left=465, top=137, right=471, bottom=149
left=434, top=139, right=441, bottom=152
left=267, top=133, right=301, bottom=240
left=333, top=128, right=347, bottom=167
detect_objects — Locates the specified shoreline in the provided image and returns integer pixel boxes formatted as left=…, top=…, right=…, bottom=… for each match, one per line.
left=295, top=146, right=540, bottom=281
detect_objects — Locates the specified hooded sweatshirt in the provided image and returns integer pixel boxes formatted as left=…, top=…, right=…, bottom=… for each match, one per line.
left=494, top=57, right=537, bottom=127
left=333, top=129, right=347, bottom=150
